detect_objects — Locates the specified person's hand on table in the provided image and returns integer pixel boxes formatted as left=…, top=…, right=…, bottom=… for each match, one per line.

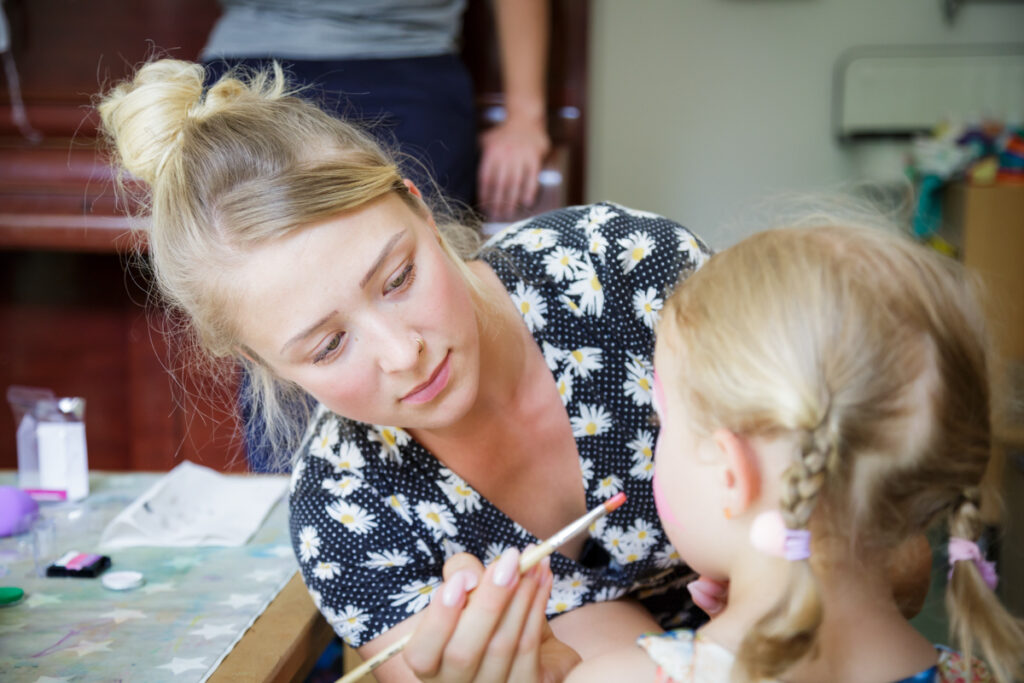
left=687, top=576, right=729, bottom=617
left=403, top=547, right=581, bottom=683
left=478, top=117, right=551, bottom=220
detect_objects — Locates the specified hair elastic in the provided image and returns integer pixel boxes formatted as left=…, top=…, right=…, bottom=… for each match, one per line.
left=749, top=510, right=812, bottom=561
left=947, top=537, right=998, bottom=590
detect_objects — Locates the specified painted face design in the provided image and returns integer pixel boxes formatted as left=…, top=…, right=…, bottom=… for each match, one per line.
left=652, top=371, right=684, bottom=530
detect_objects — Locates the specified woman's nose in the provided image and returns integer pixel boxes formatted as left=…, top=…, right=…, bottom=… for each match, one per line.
left=375, top=328, right=422, bottom=374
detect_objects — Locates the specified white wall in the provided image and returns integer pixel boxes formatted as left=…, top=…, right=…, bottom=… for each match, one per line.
left=586, top=0, right=1024, bottom=248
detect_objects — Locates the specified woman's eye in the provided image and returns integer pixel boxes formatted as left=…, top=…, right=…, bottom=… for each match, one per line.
left=385, top=264, right=415, bottom=293
left=313, top=332, right=345, bottom=364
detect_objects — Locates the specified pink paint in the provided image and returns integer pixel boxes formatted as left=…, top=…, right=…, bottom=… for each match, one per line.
left=652, top=471, right=682, bottom=530
left=402, top=352, right=451, bottom=404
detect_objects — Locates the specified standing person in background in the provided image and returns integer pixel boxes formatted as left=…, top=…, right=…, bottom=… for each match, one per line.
left=201, top=0, right=551, bottom=220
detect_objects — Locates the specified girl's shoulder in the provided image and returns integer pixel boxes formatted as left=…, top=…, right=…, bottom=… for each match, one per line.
left=636, top=629, right=736, bottom=683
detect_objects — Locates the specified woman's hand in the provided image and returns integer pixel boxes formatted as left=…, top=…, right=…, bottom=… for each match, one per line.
left=478, top=118, right=551, bottom=220
left=687, top=576, right=729, bottom=617
left=403, top=548, right=580, bottom=683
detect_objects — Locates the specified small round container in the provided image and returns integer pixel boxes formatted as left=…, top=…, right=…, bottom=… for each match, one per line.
left=101, top=570, right=145, bottom=591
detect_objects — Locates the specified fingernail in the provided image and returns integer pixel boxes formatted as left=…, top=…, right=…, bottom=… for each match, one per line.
left=442, top=571, right=467, bottom=607
left=687, top=582, right=722, bottom=615
left=492, top=548, right=520, bottom=587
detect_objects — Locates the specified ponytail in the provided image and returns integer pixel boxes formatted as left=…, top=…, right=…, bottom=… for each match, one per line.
left=946, top=494, right=1024, bottom=682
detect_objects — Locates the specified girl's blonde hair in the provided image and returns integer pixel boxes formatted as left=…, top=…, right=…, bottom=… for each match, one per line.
left=97, top=59, right=483, bottom=468
left=661, top=218, right=1024, bottom=682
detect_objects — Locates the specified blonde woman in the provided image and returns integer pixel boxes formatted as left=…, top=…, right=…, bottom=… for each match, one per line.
left=97, top=59, right=713, bottom=681
left=562, top=221, right=1024, bottom=681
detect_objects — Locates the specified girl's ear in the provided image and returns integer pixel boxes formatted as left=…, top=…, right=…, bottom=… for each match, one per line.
left=713, top=429, right=761, bottom=517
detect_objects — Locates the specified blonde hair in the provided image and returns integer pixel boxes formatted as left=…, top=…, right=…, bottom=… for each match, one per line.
left=660, top=218, right=1024, bottom=681
left=97, top=59, right=483, bottom=467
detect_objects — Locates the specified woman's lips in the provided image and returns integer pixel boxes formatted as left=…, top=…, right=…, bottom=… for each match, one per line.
left=402, top=352, right=451, bottom=404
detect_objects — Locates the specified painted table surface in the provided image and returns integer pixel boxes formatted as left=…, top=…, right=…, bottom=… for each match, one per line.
left=0, top=471, right=297, bottom=682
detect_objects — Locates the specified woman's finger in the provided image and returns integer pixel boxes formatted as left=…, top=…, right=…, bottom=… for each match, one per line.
left=505, top=557, right=552, bottom=683
left=686, top=576, right=729, bottom=617
left=474, top=559, right=545, bottom=682
left=403, top=569, right=479, bottom=679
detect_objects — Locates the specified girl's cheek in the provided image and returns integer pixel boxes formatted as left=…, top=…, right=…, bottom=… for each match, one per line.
left=652, top=468, right=683, bottom=531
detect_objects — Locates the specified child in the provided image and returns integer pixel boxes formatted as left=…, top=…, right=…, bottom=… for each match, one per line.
left=566, top=220, right=1024, bottom=682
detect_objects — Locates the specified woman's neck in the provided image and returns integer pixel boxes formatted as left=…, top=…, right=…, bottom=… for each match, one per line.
left=701, top=544, right=938, bottom=682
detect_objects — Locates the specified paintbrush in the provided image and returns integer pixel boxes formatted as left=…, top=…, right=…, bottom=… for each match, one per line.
left=336, top=492, right=627, bottom=683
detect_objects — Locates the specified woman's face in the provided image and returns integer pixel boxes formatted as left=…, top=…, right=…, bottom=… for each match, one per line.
left=652, top=336, right=729, bottom=579
left=233, top=192, right=482, bottom=430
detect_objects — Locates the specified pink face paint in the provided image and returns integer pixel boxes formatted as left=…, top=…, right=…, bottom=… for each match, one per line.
left=652, top=470, right=683, bottom=530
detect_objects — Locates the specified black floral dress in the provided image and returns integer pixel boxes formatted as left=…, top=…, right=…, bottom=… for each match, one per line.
left=288, top=202, right=712, bottom=646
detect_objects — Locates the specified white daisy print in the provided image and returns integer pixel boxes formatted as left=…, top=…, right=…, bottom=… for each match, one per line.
left=437, top=470, right=482, bottom=514
left=313, top=560, right=342, bottom=581
left=594, top=473, right=623, bottom=498
left=547, top=584, right=584, bottom=614
left=615, top=203, right=662, bottom=220
left=566, top=265, right=604, bottom=316
left=385, top=492, right=414, bottom=524
left=297, top=526, right=321, bottom=563
left=326, top=500, right=378, bottom=535
left=330, top=605, right=369, bottom=640
left=484, top=543, right=510, bottom=565
left=510, top=282, right=548, bottom=332
left=633, top=287, right=664, bottom=330
left=544, top=246, right=584, bottom=281
left=579, top=457, right=594, bottom=485
left=654, top=544, right=683, bottom=569
left=322, top=474, right=361, bottom=497
left=556, top=370, right=573, bottom=406
left=627, top=429, right=655, bottom=480
left=363, top=549, right=410, bottom=569
left=628, top=519, right=661, bottom=549
left=325, top=441, right=365, bottom=474
left=553, top=571, right=591, bottom=597
left=441, top=538, right=466, bottom=560
left=677, top=227, right=709, bottom=267
left=623, top=356, right=654, bottom=406
left=309, top=418, right=339, bottom=459
left=566, top=346, right=603, bottom=378
left=415, top=500, right=458, bottom=539
left=571, top=404, right=612, bottom=438
left=594, top=585, right=628, bottom=602
left=614, top=540, right=649, bottom=565
left=368, top=425, right=411, bottom=464
left=542, top=341, right=566, bottom=370
left=574, top=204, right=618, bottom=235
left=390, top=577, right=442, bottom=614
left=588, top=231, right=609, bottom=259
left=517, top=226, right=559, bottom=251
left=616, top=231, right=655, bottom=274
left=560, top=294, right=584, bottom=317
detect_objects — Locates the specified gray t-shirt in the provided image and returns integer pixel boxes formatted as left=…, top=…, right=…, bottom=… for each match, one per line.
left=202, top=0, right=468, bottom=60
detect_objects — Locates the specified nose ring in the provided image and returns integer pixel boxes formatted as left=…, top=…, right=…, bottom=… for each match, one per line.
left=415, top=336, right=425, bottom=354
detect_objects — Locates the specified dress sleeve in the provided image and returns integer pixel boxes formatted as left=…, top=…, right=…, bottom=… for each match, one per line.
left=288, top=413, right=444, bottom=648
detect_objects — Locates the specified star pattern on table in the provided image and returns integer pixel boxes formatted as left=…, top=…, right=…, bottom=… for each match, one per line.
left=139, top=581, right=174, bottom=595
left=220, top=593, right=261, bottom=609
left=66, top=639, right=113, bottom=657
left=244, top=568, right=282, bottom=583
left=190, top=622, right=240, bottom=640
left=25, top=592, right=63, bottom=608
left=34, top=676, right=72, bottom=683
left=0, top=619, right=27, bottom=635
left=100, top=608, right=147, bottom=624
left=164, top=556, right=203, bottom=570
left=157, top=656, right=208, bottom=675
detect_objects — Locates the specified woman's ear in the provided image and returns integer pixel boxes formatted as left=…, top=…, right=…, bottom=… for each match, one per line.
left=713, top=429, right=761, bottom=517
left=403, top=178, right=423, bottom=198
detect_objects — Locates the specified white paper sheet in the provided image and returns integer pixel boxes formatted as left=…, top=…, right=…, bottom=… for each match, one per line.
left=99, top=460, right=288, bottom=549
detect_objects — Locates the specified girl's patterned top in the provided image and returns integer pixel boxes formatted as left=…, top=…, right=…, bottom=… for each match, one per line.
left=288, top=202, right=712, bottom=647
left=637, top=630, right=995, bottom=683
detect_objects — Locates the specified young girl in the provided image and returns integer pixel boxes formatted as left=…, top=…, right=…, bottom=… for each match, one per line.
left=563, top=221, right=1024, bottom=681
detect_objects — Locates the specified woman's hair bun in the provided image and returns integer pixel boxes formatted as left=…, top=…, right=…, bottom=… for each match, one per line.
left=97, top=59, right=206, bottom=186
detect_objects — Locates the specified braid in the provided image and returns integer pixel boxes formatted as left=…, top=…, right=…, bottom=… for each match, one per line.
left=735, top=413, right=834, bottom=681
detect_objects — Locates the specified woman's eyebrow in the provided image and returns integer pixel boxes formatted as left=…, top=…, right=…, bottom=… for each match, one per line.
left=359, top=231, right=404, bottom=288
left=281, top=310, right=338, bottom=355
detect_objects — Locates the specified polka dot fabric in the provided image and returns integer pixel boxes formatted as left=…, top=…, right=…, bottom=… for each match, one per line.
left=288, top=203, right=713, bottom=647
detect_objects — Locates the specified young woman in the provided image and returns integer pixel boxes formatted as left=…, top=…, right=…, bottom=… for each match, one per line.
left=97, top=59, right=710, bottom=680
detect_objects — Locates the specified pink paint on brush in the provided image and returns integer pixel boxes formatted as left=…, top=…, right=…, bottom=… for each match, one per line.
left=604, top=491, right=627, bottom=513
